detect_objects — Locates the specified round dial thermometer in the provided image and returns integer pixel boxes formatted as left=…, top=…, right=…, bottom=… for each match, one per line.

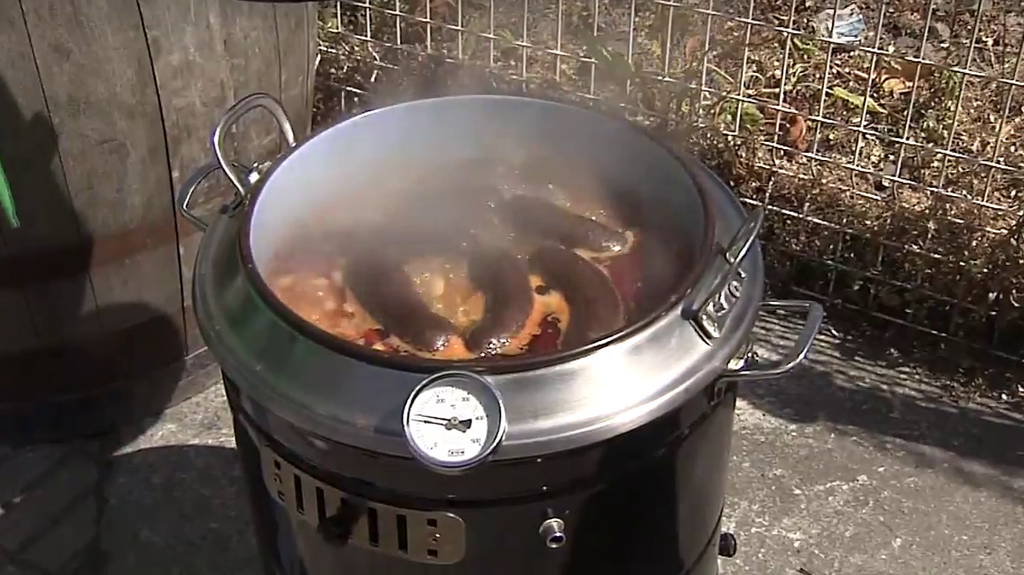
left=402, top=371, right=507, bottom=473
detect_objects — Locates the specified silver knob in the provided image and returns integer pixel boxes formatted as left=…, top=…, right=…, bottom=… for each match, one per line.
left=538, top=517, right=567, bottom=549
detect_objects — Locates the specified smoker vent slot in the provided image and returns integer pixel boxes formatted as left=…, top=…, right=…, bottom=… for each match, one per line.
left=397, top=514, right=409, bottom=553
left=293, top=475, right=305, bottom=515
left=367, top=507, right=380, bottom=547
left=252, top=432, right=466, bottom=565
left=315, top=487, right=327, bottom=522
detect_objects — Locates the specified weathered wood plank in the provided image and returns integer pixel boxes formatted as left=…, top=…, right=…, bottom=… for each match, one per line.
left=0, top=0, right=317, bottom=435
left=140, top=0, right=316, bottom=354
left=307, top=2, right=319, bottom=135
left=276, top=1, right=319, bottom=137
left=137, top=0, right=239, bottom=354
left=20, top=0, right=185, bottom=346
left=0, top=308, right=185, bottom=403
left=221, top=0, right=286, bottom=168
left=0, top=0, right=97, bottom=353
left=0, top=217, right=186, bottom=286
left=5, top=0, right=316, bottom=361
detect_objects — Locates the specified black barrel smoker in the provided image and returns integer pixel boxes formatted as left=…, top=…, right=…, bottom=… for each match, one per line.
left=178, top=93, right=822, bottom=574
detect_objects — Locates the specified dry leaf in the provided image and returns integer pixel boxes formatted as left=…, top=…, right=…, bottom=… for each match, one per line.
left=880, top=75, right=912, bottom=95
left=684, top=37, right=701, bottom=66
left=885, top=59, right=932, bottom=83
left=786, top=114, right=809, bottom=152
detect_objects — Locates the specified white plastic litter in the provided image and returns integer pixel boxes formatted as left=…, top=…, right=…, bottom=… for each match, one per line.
left=813, top=5, right=867, bottom=44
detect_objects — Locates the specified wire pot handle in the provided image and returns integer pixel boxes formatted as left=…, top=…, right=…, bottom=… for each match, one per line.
left=722, top=300, right=824, bottom=381
left=213, top=92, right=297, bottom=199
left=175, top=160, right=253, bottom=231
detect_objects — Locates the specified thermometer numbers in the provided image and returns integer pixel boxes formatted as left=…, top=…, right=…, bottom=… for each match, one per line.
left=407, top=385, right=490, bottom=465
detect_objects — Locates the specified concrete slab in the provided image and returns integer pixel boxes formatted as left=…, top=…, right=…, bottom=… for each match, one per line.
left=98, top=386, right=259, bottom=575
left=723, top=316, right=1024, bottom=575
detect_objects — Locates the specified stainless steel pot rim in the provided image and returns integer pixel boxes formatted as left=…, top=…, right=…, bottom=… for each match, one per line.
left=230, top=93, right=721, bottom=374
left=179, top=93, right=825, bottom=460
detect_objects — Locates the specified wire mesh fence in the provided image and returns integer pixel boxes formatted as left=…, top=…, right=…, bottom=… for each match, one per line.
left=312, top=0, right=1024, bottom=389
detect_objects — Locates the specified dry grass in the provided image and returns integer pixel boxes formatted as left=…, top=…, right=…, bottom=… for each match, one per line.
left=312, top=0, right=1024, bottom=406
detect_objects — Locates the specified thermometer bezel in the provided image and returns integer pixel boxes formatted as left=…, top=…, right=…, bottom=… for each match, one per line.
left=401, top=371, right=508, bottom=474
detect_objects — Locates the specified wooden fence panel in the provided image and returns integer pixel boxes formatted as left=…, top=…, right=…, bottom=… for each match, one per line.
left=0, top=0, right=315, bottom=433
left=140, top=0, right=318, bottom=354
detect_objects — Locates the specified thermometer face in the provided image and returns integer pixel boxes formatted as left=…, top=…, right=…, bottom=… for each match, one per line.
left=402, top=372, right=506, bottom=472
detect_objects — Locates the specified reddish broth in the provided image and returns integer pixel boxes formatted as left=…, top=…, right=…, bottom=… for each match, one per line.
left=264, top=164, right=651, bottom=361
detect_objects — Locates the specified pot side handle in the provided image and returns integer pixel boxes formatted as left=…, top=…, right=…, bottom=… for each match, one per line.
left=213, top=92, right=298, bottom=199
left=723, top=299, right=824, bottom=381
left=176, top=160, right=252, bottom=231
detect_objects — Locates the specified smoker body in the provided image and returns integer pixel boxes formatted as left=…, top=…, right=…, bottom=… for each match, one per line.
left=227, top=376, right=736, bottom=575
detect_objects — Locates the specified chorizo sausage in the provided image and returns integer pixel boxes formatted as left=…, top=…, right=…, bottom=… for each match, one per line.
left=528, top=244, right=625, bottom=348
left=344, top=253, right=459, bottom=353
left=464, top=245, right=535, bottom=355
left=499, top=194, right=630, bottom=254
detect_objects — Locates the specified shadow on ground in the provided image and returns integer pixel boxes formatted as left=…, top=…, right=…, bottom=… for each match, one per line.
left=0, top=442, right=259, bottom=575
left=759, top=261, right=1024, bottom=408
left=98, top=445, right=260, bottom=575
left=741, top=313, right=1024, bottom=506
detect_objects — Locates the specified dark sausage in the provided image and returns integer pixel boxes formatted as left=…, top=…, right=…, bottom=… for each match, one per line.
left=344, top=254, right=459, bottom=353
left=464, top=246, right=535, bottom=355
left=499, top=194, right=629, bottom=254
left=528, top=244, right=625, bottom=348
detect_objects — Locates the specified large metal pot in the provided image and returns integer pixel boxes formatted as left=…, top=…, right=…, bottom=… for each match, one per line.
left=178, top=93, right=823, bottom=575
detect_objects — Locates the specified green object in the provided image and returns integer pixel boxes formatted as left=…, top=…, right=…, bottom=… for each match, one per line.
left=0, top=153, right=18, bottom=228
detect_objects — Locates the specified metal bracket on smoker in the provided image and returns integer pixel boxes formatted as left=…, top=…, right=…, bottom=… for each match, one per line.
left=707, top=339, right=755, bottom=404
left=684, top=207, right=764, bottom=344
left=726, top=339, right=755, bottom=372
left=242, top=419, right=467, bottom=565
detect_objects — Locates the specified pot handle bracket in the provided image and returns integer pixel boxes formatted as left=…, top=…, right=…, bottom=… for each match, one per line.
left=682, top=206, right=764, bottom=342
left=681, top=205, right=824, bottom=379
left=175, top=93, right=297, bottom=231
